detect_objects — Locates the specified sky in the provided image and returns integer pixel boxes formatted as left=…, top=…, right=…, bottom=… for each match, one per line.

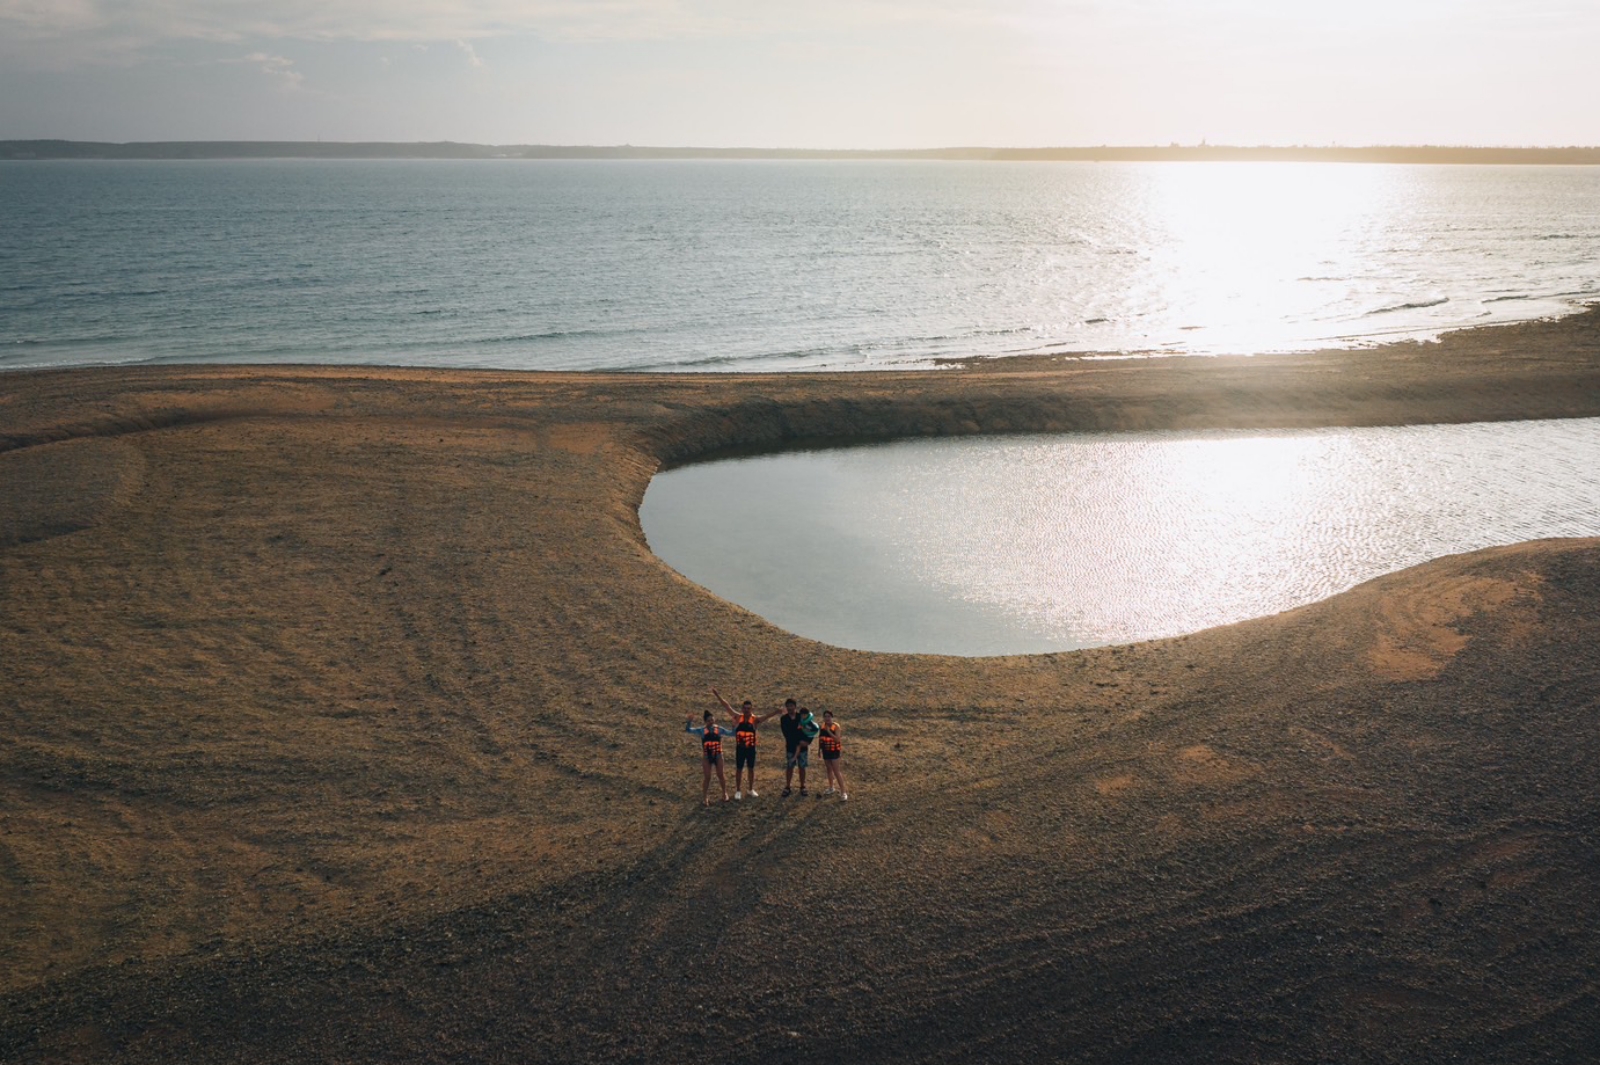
left=1, top=0, right=1597, bottom=148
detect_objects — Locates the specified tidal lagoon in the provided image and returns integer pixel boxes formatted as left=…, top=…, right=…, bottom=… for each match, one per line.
left=643, top=418, right=1600, bottom=655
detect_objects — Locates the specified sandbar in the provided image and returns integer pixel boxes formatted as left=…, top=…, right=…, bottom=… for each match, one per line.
left=4, top=309, right=1600, bottom=1062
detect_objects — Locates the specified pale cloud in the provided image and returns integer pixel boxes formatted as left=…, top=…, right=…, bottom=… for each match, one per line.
left=233, top=50, right=304, bottom=90
left=0, top=0, right=702, bottom=47
left=1, top=0, right=1589, bottom=58
left=0, top=0, right=101, bottom=36
left=0, top=0, right=1029, bottom=51
left=454, top=38, right=483, bottom=66
left=2, top=0, right=1595, bottom=145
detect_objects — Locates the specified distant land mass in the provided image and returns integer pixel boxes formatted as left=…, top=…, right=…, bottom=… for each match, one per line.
left=4, top=140, right=1600, bottom=163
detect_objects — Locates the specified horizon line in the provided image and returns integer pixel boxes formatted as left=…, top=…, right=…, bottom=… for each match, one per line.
left=5, top=140, right=1600, bottom=163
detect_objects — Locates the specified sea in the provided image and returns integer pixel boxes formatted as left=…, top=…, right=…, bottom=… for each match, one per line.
left=2, top=159, right=1598, bottom=373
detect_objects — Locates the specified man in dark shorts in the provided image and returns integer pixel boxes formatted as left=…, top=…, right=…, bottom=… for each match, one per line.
left=712, top=687, right=778, bottom=800
left=779, top=698, right=811, bottom=797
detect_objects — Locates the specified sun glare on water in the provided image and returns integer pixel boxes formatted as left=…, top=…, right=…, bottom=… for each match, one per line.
left=905, top=431, right=1347, bottom=643
left=1140, top=164, right=1403, bottom=352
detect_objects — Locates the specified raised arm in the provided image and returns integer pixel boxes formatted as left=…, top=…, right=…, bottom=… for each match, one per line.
left=711, top=687, right=737, bottom=717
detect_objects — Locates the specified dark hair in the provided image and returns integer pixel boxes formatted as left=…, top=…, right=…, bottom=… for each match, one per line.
left=703, top=710, right=713, bottom=721
left=785, top=698, right=797, bottom=707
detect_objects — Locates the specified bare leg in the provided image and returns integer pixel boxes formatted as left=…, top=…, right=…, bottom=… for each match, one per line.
left=714, top=758, right=729, bottom=801
left=702, top=759, right=713, bottom=806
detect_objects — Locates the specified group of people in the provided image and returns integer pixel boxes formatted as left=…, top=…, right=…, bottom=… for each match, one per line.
left=685, top=687, right=847, bottom=806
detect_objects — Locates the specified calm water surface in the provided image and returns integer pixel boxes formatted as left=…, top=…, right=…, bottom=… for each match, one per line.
left=3, top=160, right=1597, bottom=372
left=641, top=419, right=1600, bottom=655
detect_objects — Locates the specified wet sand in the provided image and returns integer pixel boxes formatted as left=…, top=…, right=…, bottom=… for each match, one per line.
left=4, top=308, right=1600, bottom=1063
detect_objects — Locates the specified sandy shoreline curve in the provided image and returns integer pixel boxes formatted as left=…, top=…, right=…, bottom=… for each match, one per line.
left=4, top=308, right=1600, bottom=1063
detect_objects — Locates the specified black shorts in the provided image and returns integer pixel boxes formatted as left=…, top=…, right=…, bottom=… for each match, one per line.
left=703, top=750, right=722, bottom=766
left=823, top=750, right=840, bottom=761
left=736, top=745, right=756, bottom=771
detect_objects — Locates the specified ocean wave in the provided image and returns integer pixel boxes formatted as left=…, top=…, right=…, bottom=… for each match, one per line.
left=33, top=287, right=170, bottom=301
left=628, top=348, right=828, bottom=371
left=1363, top=296, right=1450, bottom=317
left=897, top=325, right=1035, bottom=345
left=0, top=347, right=159, bottom=373
left=469, top=328, right=622, bottom=346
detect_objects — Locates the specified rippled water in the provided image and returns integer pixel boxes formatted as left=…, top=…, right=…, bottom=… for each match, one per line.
left=641, top=419, right=1600, bottom=655
left=3, top=160, right=1597, bottom=372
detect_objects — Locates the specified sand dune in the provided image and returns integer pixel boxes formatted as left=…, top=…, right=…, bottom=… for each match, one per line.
left=3, top=310, right=1600, bottom=1063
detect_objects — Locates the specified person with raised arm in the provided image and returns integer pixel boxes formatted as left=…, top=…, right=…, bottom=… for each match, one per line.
left=685, top=707, right=736, bottom=806
left=713, top=687, right=780, bottom=800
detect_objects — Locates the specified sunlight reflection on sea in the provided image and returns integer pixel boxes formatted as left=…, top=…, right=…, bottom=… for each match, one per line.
left=2, top=160, right=1596, bottom=372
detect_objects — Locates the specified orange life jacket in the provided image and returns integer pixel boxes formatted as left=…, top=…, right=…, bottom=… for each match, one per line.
left=819, top=722, right=842, bottom=755
left=735, top=713, right=759, bottom=748
left=701, top=724, right=723, bottom=758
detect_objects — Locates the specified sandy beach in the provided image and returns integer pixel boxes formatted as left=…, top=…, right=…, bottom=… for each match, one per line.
left=4, top=308, right=1600, bottom=1063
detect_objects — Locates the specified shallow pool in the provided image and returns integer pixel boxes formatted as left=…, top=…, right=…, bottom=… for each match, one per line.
left=640, top=419, right=1600, bottom=656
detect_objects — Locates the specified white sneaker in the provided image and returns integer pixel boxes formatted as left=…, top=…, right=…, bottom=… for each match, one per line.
left=734, top=790, right=742, bottom=800
left=842, top=793, right=849, bottom=801
left=748, top=789, right=759, bottom=798
left=822, top=787, right=835, bottom=796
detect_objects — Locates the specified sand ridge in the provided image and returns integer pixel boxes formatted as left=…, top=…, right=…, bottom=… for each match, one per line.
left=3, top=309, right=1600, bottom=1062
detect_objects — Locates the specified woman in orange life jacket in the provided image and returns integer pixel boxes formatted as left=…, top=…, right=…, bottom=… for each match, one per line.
left=712, top=687, right=779, bottom=801
left=816, top=708, right=848, bottom=801
left=685, top=709, right=736, bottom=806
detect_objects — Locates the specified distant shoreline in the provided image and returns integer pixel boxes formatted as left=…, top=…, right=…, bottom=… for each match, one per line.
left=5, top=139, right=1600, bottom=164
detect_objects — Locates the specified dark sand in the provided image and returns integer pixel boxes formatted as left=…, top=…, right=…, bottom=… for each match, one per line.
left=4, top=309, right=1600, bottom=1063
